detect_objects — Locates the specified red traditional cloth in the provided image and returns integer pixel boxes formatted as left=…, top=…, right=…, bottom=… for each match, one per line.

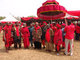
left=21, top=22, right=24, bottom=27
left=42, top=40, right=45, bottom=46
left=45, top=28, right=51, bottom=43
left=52, top=26, right=57, bottom=31
left=62, top=23, right=66, bottom=26
left=50, top=24, right=53, bottom=28
left=56, top=24, right=61, bottom=28
left=34, top=26, right=41, bottom=33
left=3, top=25, right=12, bottom=47
left=54, top=29, right=62, bottom=45
left=43, top=21, right=47, bottom=25
left=64, top=24, right=75, bottom=40
left=15, top=25, right=20, bottom=37
left=68, top=43, right=74, bottom=52
left=21, top=27, right=30, bottom=48
left=54, top=29, right=62, bottom=51
left=75, top=25, right=80, bottom=33
left=62, top=42, right=65, bottom=48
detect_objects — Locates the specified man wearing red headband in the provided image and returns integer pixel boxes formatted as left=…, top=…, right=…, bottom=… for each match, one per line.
left=64, top=21, right=75, bottom=56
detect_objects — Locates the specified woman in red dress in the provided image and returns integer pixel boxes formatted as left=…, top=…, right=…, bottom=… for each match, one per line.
left=21, top=23, right=30, bottom=49
left=3, top=22, right=12, bottom=52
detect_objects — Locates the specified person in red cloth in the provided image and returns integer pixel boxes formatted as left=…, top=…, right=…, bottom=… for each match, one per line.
left=3, top=22, right=12, bottom=52
left=54, top=24, right=62, bottom=55
left=45, top=24, right=54, bottom=52
left=75, top=23, right=80, bottom=40
left=21, top=23, right=30, bottom=49
left=14, top=22, right=21, bottom=49
left=41, top=21, right=47, bottom=49
left=52, top=22, right=57, bottom=32
left=64, top=21, right=75, bottom=56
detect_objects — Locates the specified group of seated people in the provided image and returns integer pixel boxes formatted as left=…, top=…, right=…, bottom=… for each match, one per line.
left=0, top=21, right=80, bottom=56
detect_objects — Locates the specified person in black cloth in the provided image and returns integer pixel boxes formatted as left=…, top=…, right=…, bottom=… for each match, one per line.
left=14, top=22, right=21, bottom=49
left=41, top=21, right=47, bottom=49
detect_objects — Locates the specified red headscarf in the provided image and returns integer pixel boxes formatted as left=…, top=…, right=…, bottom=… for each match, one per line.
left=62, top=23, right=66, bottom=26
left=43, top=21, right=47, bottom=25
left=56, top=24, right=61, bottom=28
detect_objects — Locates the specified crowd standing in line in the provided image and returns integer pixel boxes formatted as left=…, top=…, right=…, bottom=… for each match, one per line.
left=0, top=20, right=79, bottom=56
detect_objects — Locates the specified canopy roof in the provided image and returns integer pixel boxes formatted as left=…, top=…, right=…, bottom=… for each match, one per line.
left=67, top=10, right=80, bottom=16
left=37, top=0, right=67, bottom=20
left=21, top=17, right=39, bottom=21
left=0, top=15, right=19, bottom=22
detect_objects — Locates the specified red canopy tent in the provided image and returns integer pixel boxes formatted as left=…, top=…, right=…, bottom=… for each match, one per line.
left=67, top=10, right=80, bottom=16
left=21, top=17, right=39, bottom=21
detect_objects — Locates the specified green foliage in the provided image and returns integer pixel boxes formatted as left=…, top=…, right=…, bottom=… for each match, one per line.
left=0, top=16, right=5, bottom=20
left=27, top=15, right=36, bottom=17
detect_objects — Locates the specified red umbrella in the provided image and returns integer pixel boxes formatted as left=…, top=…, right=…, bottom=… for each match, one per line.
left=37, top=0, right=67, bottom=20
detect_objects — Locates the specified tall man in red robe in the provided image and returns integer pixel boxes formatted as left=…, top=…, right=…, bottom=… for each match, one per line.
left=3, top=22, right=12, bottom=52
left=54, top=24, right=62, bottom=55
left=45, top=24, right=54, bottom=52
left=21, top=23, right=30, bottom=49
left=64, top=21, right=75, bottom=56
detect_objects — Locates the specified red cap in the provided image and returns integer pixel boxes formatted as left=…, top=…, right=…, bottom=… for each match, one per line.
left=43, top=21, right=47, bottom=25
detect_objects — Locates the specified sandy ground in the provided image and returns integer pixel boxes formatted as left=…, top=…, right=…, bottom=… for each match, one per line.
left=0, top=32, right=80, bottom=60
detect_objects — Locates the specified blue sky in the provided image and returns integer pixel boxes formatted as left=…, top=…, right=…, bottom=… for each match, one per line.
left=0, top=0, right=80, bottom=17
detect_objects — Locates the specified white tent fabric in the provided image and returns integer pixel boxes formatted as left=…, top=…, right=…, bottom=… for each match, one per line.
left=0, top=15, right=19, bottom=22
left=64, top=13, right=79, bottom=18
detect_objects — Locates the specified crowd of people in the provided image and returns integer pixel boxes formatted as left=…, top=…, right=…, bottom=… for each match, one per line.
left=0, top=21, right=80, bottom=56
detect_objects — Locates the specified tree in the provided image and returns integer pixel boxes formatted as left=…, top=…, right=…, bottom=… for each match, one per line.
left=27, top=15, right=36, bottom=17
left=0, top=16, right=5, bottom=20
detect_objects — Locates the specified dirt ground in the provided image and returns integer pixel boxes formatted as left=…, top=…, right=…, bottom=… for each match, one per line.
left=0, top=32, right=80, bottom=60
